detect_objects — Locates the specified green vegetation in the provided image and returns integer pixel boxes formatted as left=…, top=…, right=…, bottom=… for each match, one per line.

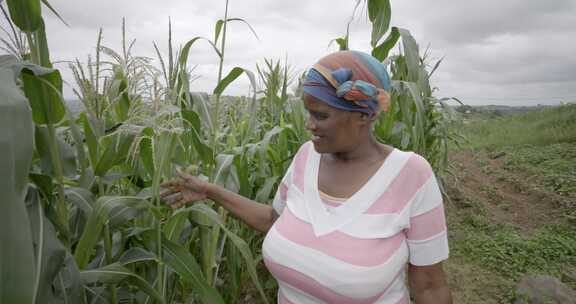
left=454, top=218, right=576, bottom=282
left=455, top=104, right=576, bottom=205
left=456, top=104, right=576, bottom=150
left=0, top=0, right=458, bottom=303
left=502, top=143, right=576, bottom=197
left=452, top=216, right=576, bottom=302
left=448, top=104, right=576, bottom=302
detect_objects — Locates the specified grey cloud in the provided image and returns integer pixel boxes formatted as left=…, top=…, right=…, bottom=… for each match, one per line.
left=388, top=0, right=576, bottom=104
left=1, top=0, right=574, bottom=105
left=404, top=0, right=575, bottom=45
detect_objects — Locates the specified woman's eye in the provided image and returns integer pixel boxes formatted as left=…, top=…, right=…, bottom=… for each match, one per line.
left=311, top=112, right=327, bottom=120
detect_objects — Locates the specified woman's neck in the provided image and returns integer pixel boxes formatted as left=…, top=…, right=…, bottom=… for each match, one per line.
left=328, top=134, right=386, bottom=163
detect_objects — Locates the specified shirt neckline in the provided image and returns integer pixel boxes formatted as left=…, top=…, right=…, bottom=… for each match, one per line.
left=317, top=148, right=396, bottom=205
left=303, top=145, right=412, bottom=236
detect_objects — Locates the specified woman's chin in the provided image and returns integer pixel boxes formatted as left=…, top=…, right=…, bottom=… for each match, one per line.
left=311, top=140, right=329, bottom=153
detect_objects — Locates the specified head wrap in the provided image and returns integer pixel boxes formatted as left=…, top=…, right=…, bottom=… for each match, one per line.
left=303, top=51, right=391, bottom=116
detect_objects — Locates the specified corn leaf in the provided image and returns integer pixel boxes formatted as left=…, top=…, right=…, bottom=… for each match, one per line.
left=213, top=67, right=258, bottom=143
left=0, top=67, right=36, bottom=304
left=213, top=154, right=235, bottom=186
left=164, top=212, right=189, bottom=242
left=34, top=126, right=77, bottom=177
left=372, top=26, right=399, bottom=61
left=367, top=0, right=392, bottom=47
left=184, top=204, right=269, bottom=304
left=139, top=128, right=155, bottom=177
left=162, top=237, right=225, bottom=304
left=179, top=36, right=221, bottom=69
left=80, top=113, right=99, bottom=168
left=255, top=176, right=278, bottom=203
left=6, top=0, right=41, bottom=32
left=214, top=19, right=224, bottom=44
left=74, top=196, right=149, bottom=269
left=118, top=247, right=157, bottom=266
left=94, top=130, right=135, bottom=177
left=81, top=263, right=165, bottom=304
left=214, top=18, right=259, bottom=44
left=34, top=19, right=52, bottom=68
left=64, top=187, right=94, bottom=218
left=181, top=109, right=214, bottom=166
left=189, top=92, right=215, bottom=136
left=213, top=67, right=244, bottom=96
left=29, top=173, right=53, bottom=199
left=40, top=0, right=68, bottom=27
left=399, top=29, right=420, bottom=82
left=21, top=68, right=65, bottom=125
left=27, top=189, right=84, bottom=304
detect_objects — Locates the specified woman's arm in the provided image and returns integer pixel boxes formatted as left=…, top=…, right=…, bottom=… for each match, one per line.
left=408, top=262, right=452, bottom=304
left=162, top=173, right=278, bottom=233
left=204, top=182, right=278, bottom=233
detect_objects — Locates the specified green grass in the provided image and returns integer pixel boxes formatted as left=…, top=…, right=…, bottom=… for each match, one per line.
left=456, top=104, right=576, bottom=150
left=501, top=143, right=576, bottom=196
left=452, top=218, right=576, bottom=285
left=451, top=218, right=576, bottom=303
left=447, top=104, right=576, bottom=302
left=454, top=104, right=576, bottom=198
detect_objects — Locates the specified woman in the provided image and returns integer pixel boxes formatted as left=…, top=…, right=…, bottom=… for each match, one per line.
left=162, top=51, right=452, bottom=304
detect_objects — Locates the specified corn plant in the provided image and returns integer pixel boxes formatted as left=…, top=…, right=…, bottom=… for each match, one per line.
left=0, top=0, right=459, bottom=303
left=0, top=56, right=36, bottom=304
left=0, top=4, right=29, bottom=59
left=331, top=0, right=460, bottom=172
left=374, top=29, right=462, bottom=171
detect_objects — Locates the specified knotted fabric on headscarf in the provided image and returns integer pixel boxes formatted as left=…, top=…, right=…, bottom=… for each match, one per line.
left=303, top=51, right=391, bottom=116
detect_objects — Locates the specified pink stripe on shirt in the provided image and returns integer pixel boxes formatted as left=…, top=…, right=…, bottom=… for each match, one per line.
left=275, top=208, right=405, bottom=267
left=405, top=204, right=446, bottom=241
left=366, top=154, right=433, bottom=214
left=293, top=142, right=312, bottom=192
left=278, top=290, right=295, bottom=304
left=395, top=293, right=410, bottom=304
left=279, top=182, right=288, bottom=201
left=265, top=257, right=403, bottom=304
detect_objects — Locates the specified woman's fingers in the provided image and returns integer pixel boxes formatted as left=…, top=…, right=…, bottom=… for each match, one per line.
left=161, top=173, right=208, bottom=209
left=169, top=195, right=190, bottom=209
left=160, top=188, right=178, bottom=199
left=161, top=179, right=182, bottom=188
left=177, top=171, right=197, bottom=182
left=163, top=192, right=181, bottom=205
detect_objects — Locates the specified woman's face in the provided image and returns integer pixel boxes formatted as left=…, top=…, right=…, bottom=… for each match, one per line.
left=303, top=93, right=365, bottom=153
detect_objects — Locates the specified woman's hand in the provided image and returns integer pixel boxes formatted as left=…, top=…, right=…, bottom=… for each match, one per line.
left=162, top=171, right=277, bottom=232
left=160, top=172, right=211, bottom=209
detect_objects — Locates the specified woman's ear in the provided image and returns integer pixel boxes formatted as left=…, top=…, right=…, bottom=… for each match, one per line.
left=350, top=112, right=374, bottom=127
left=360, top=112, right=380, bottom=122
left=358, top=113, right=372, bottom=125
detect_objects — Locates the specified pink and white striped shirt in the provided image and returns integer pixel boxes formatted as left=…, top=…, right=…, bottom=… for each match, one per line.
left=262, top=141, right=449, bottom=304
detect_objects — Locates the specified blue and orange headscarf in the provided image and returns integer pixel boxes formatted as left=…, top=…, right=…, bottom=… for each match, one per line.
left=303, top=51, right=391, bottom=116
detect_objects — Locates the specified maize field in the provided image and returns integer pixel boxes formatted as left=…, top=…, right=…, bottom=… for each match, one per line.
left=0, top=0, right=459, bottom=303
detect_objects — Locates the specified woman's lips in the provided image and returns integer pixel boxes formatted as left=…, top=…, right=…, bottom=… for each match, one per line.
left=312, top=135, right=323, bottom=142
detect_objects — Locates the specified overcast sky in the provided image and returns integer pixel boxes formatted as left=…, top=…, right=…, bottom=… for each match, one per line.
left=4, top=0, right=576, bottom=106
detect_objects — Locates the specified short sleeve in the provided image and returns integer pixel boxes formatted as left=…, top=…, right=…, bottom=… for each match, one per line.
left=405, top=155, right=449, bottom=266
left=271, top=142, right=312, bottom=215
left=272, top=161, right=293, bottom=215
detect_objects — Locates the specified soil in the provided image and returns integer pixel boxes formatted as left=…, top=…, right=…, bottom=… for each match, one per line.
left=443, top=149, right=573, bottom=303
left=445, top=150, right=568, bottom=234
